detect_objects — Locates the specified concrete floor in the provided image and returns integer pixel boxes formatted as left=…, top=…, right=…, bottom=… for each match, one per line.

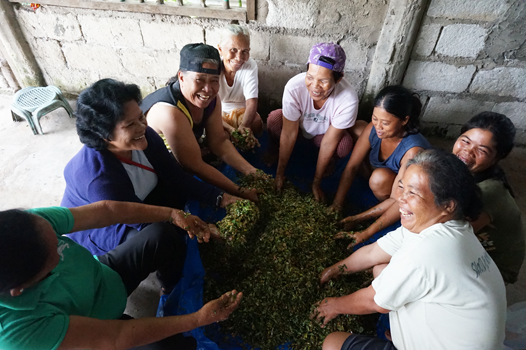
left=0, top=93, right=524, bottom=321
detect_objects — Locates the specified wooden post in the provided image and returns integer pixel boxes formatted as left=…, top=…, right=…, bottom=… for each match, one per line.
left=177, top=0, right=183, bottom=5
left=156, top=0, right=163, bottom=4
left=200, top=0, right=206, bottom=7
left=223, top=0, right=230, bottom=10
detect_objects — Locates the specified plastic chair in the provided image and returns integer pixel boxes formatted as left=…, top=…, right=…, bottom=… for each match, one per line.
left=11, top=86, right=74, bottom=135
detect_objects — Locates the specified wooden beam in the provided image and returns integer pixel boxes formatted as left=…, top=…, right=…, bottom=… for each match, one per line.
left=9, top=0, right=247, bottom=21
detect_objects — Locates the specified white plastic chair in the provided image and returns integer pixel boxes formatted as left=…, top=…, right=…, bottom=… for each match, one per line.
left=11, top=86, right=74, bottom=135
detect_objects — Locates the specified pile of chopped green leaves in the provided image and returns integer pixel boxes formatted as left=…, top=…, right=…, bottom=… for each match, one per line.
left=201, top=172, right=373, bottom=349
left=217, top=199, right=259, bottom=247
left=231, top=129, right=260, bottom=152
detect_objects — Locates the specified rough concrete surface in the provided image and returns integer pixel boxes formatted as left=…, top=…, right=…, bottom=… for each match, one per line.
left=435, top=24, right=487, bottom=59
left=427, top=0, right=510, bottom=21
left=470, top=67, right=526, bottom=99
left=413, top=24, right=441, bottom=57
left=422, top=96, right=495, bottom=124
left=403, top=61, right=476, bottom=93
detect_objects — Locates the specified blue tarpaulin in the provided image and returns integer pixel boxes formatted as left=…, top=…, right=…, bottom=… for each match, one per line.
left=157, top=132, right=397, bottom=348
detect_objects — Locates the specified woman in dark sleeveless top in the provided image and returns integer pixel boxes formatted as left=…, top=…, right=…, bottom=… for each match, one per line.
left=332, top=85, right=431, bottom=247
left=141, top=43, right=260, bottom=202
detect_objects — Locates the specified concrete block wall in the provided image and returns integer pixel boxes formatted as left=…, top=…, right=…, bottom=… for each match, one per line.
left=404, top=0, right=526, bottom=144
left=12, top=0, right=387, bottom=118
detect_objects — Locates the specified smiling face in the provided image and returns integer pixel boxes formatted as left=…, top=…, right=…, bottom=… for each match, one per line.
left=452, top=128, right=499, bottom=174
left=305, top=64, right=338, bottom=108
left=218, top=34, right=250, bottom=74
left=179, top=62, right=220, bottom=109
left=371, top=107, right=408, bottom=139
left=106, top=100, right=148, bottom=157
left=397, top=164, right=453, bottom=233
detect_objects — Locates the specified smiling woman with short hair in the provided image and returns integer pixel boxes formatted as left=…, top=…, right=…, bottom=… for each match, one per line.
left=316, top=149, right=506, bottom=350
left=217, top=25, right=262, bottom=142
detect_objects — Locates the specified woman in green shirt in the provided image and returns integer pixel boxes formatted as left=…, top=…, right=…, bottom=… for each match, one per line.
left=453, top=112, right=524, bottom=284
left=0, top=201, right=242, bottom=350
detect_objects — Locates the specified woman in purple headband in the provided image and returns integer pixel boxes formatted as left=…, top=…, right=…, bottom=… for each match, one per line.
left=267, top=42, right=367, bottom=201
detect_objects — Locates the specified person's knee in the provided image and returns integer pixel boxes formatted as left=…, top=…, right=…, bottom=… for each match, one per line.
left=323, top=332, right=351, bottom=350
left=369, top=168, right=396, bottom=200
left=349, top=120, right=368, bottom=142
left=336, top=132, right=354, bottom=158
left=267, top=109, right=283, bottom=138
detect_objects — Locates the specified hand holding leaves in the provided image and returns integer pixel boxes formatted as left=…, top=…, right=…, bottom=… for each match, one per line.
left=170, top=210, right=210, bottom=243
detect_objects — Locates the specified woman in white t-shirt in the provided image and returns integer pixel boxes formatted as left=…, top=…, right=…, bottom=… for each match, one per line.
left=315, top=149, right=506, bottom=350
left=267, top=42, right=367, bottom=201
left=218, top=25, right=263, bottom=150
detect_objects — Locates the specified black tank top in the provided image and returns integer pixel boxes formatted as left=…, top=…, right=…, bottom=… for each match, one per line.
left=140, top=80, right=217, bottom=140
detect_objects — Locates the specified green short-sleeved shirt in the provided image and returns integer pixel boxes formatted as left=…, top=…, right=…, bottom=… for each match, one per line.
left=476, top=179, right=526, bottom=284
left=0, top=207, right=127, bottom=350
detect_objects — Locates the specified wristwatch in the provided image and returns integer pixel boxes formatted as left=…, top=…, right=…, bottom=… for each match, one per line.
left=216, top=192, right=224, bottom=208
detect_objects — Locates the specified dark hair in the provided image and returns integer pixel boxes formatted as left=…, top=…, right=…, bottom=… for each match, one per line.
left=76, top=79, right=142, bottom=150
left=407, top=149, right=483, bottom=221
left=374, top=85, right=422, bottom=134
left=305, top=64, right=344, bottom=83
left=0, top=210, right=48, bottom=294
left=460, top=112, right=516, bottom=196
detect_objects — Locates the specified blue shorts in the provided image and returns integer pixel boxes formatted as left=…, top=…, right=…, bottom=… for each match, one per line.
left=341, top=334, right=396, bottom=350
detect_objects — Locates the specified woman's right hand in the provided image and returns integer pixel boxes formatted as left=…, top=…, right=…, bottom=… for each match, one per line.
left=320, top=265, right=341, bottom=285
left=239, top=187, right=259, bottom=202
left=169, top=210, right=211, bottom=243
left=339, top=215, right=359, bottom=231
left=198, top=290, right=243, bottom=325
left=220, top=193, right=243, bottom=207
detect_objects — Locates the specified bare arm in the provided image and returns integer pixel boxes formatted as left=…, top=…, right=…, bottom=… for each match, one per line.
left=276, top=117, right=300, bottom=179
left=148, top=103, right=256, bottom=201
left=320, top=242, right=392, bottom=284
left=206, top=100, right=257, bottom=175
left=332, top=123, right=373, bottom=208
left=68, top=201, right=211, bottom=242
left=314, top=285, right=390, bottom=327
left=340, top=146, right=426, bottom=247
left=240, top=98, right=258, bottom=128
left=59, top=290, right=242, bottom=350
left=312, top=125, right=346, bottom=201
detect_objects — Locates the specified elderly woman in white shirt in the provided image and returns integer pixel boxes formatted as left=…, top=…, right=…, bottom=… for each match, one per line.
left=217, top=25, right=263, bottom=148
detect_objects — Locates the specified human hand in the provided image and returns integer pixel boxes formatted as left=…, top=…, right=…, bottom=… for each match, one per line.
left=198, top=290, right=243, bottom=325
left=237, top=126, right=260, bottom=148
left=312, top=182, right=325, bottom=203
left=339, top=215, right=359, bottom=231
left=319, top=264, right=345, bottom=285
left=220, top=193, right=243, bottom=207
left=275, top=174, right=285, bottom=195
left=170, top=211, right=210, bottom=243
left=333, top=231, right=368, bottom=250
left=239, top=187, right=259, bottom=202
left=311, top=297, right=340, bottom=328
left=208, top=223, right=222, bottom=241
left=328, top=202, right=342, bottom=214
